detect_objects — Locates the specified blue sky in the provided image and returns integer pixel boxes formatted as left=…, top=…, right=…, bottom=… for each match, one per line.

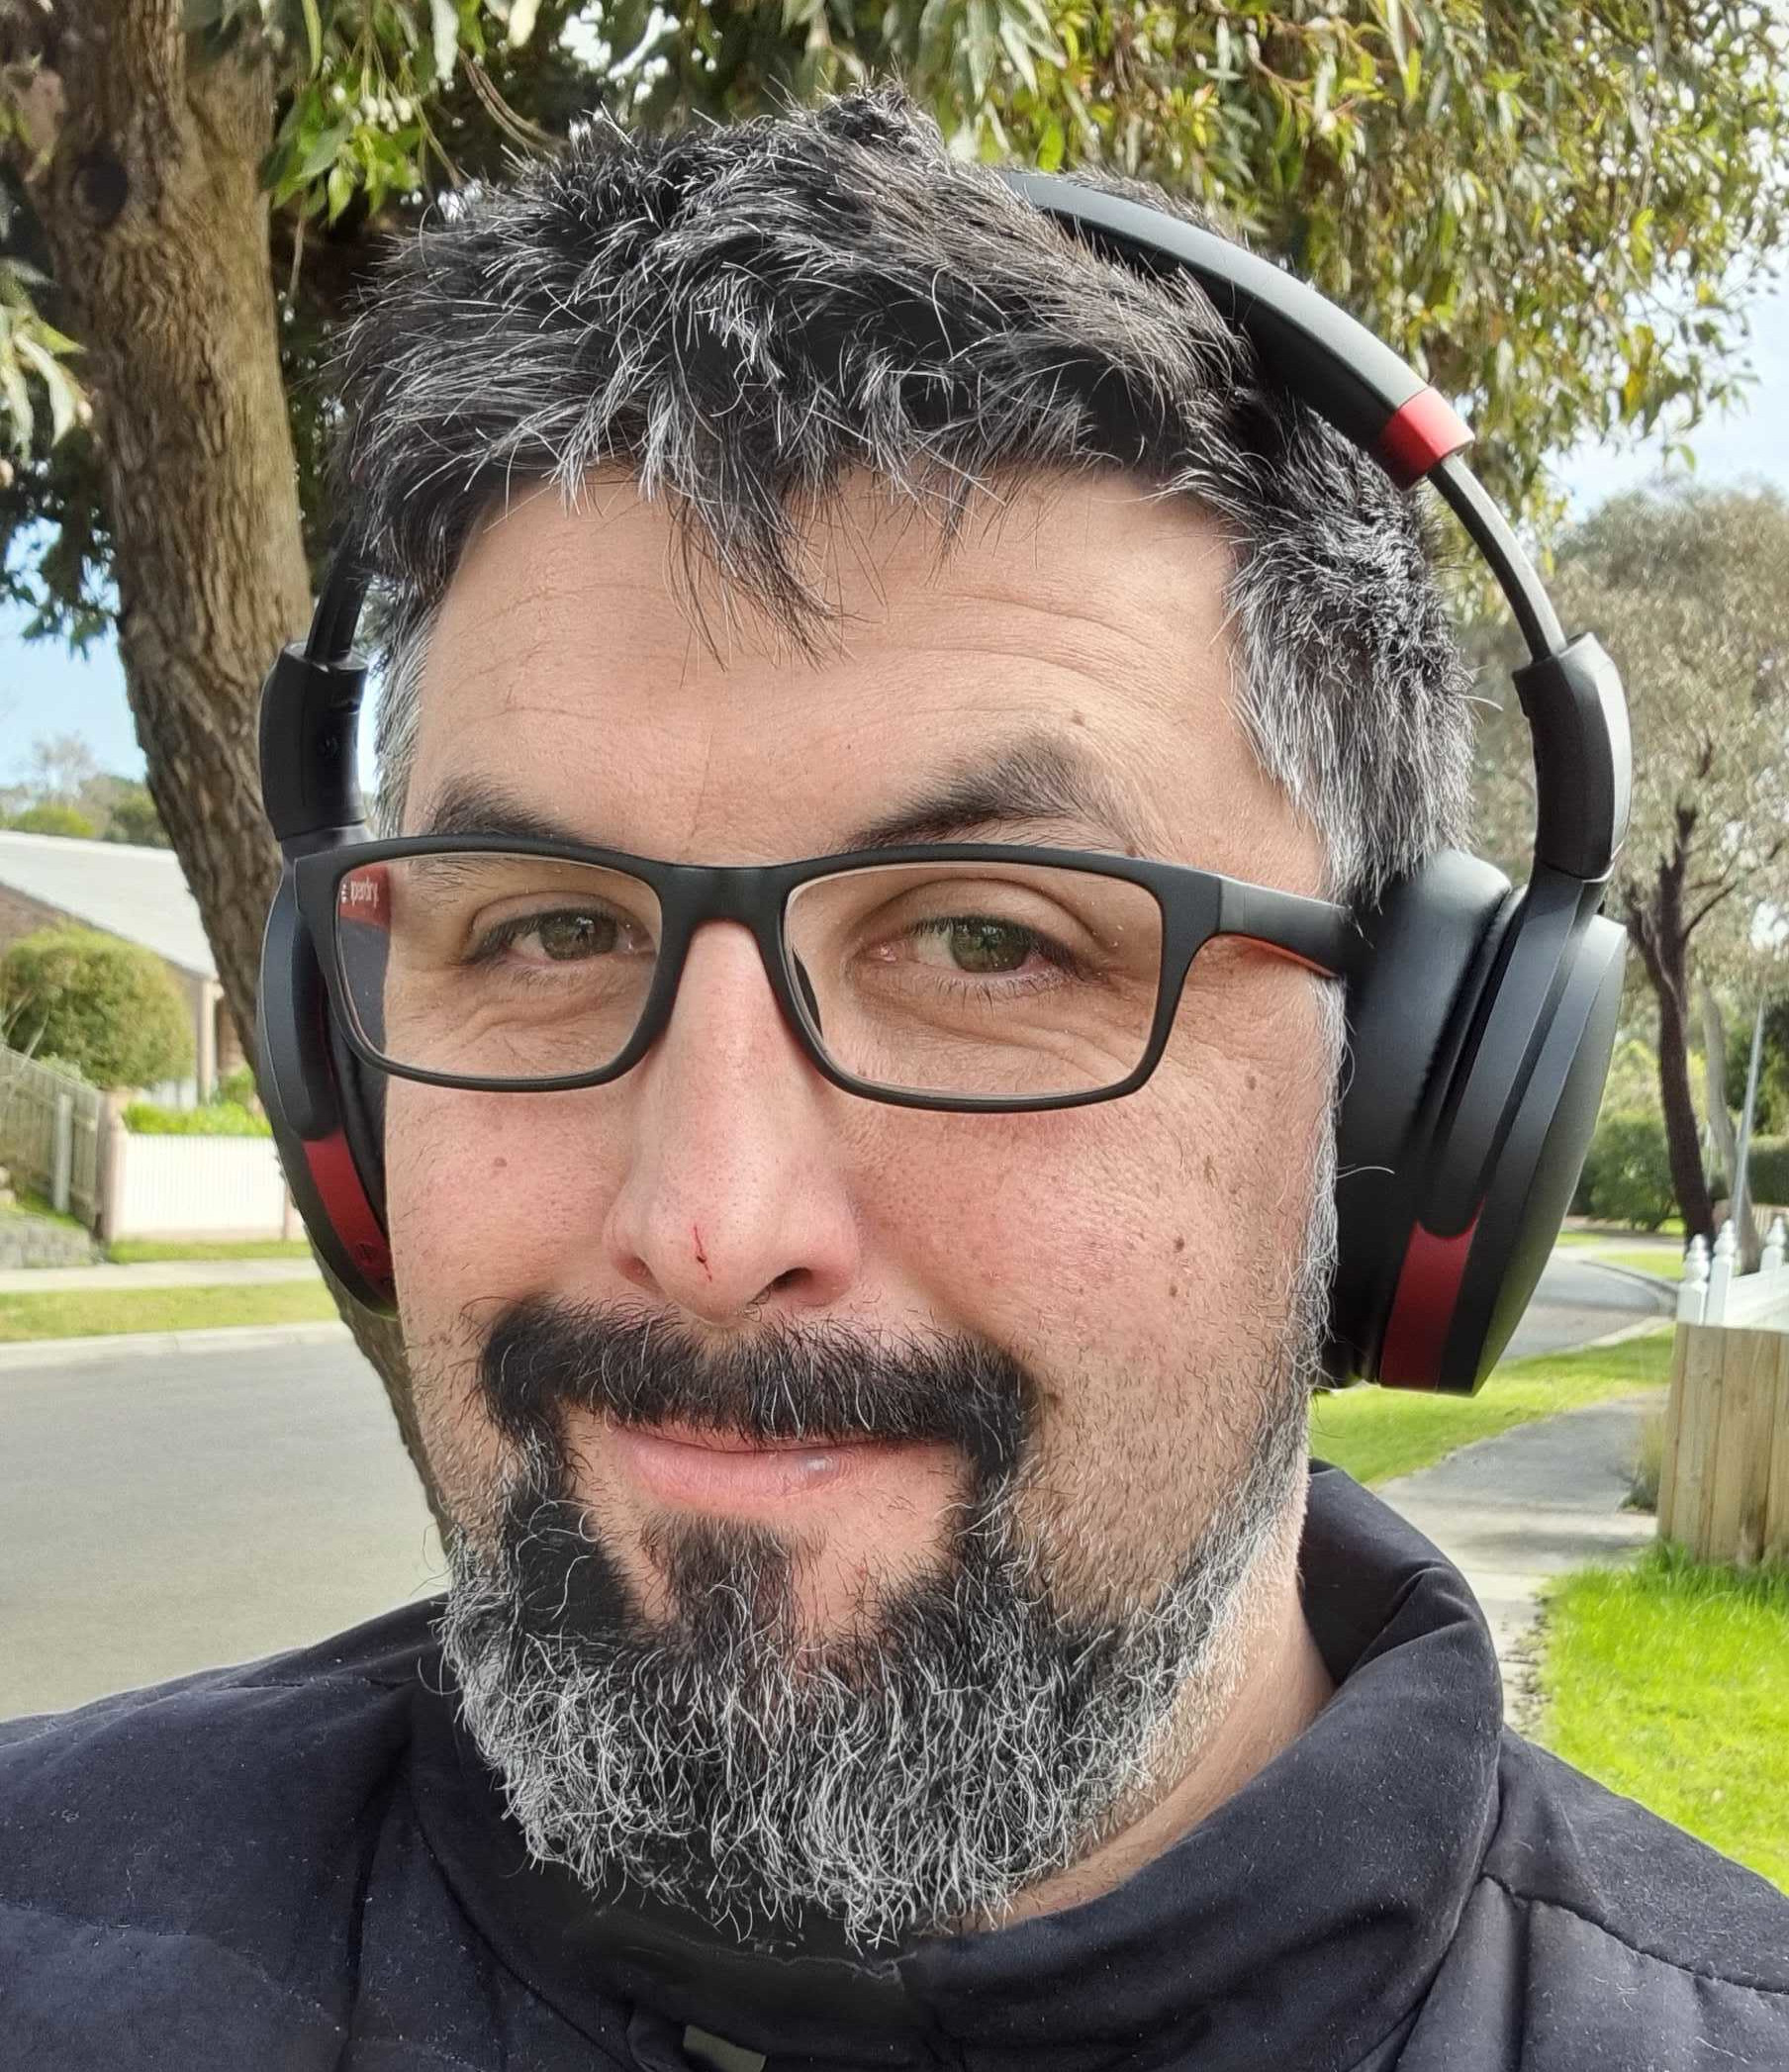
left=2, top=274, right=1785, bottom=789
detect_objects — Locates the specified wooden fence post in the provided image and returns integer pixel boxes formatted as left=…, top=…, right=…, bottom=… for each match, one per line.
left=50, top=1092, right=73, bottom=1215
left=1659, top=1322, right=1789, bottom=1565
left=96, top=1092, right=130, bottom=1247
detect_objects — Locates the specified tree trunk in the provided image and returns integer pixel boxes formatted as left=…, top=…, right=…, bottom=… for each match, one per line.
left=1628, top=859, right=1716, bottom=1242
left=25, top=3, right=437, bottom=1519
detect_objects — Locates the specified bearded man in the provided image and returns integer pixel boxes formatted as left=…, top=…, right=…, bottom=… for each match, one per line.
left=3, top=85, right=1785, bottom=2072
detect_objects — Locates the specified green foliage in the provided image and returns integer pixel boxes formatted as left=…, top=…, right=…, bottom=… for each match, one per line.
left=123, top=1097, right=271, bottom=1137
left=6, top=0, right=1789, bottom=634
left=5, top=801, right=94, bottom=838
left=99, top=782, right=170, bottom=848
left=1574, top=1108, right=1677, bottom=1230
left=217, top=1063, right=260, bottom=1107
left=0, top=926, right=194, bottom=1090
left=1726, top=1001, right=1789, bottom=1136
left=1742, top=1137, right=1789, bottom=1208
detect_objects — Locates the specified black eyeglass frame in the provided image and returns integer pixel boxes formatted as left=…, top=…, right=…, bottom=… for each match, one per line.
left=293, top=835, right=1363, bottom=1114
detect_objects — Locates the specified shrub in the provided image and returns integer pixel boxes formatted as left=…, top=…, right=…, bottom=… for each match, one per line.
left=6, top=802, right=96, bottom=839
left=123, top=1098, right=271, bottom=1138
left=217, top=1064, right=260, bottom=1110
left=1575, top=1108, right=1676, bottom=1230
left=1742, top=1136, right=1789, bottom=1208
left=0, top=928, right=193, bottom=1090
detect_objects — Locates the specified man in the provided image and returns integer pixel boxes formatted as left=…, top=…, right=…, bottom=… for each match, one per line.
left=3, top=86, right=1785, bottom=2072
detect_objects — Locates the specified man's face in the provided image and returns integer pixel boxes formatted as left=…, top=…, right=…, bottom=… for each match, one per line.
left=389, top=469, right=1334, bottom=1941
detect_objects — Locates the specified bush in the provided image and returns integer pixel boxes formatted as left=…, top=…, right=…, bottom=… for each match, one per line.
left=6, top=802, right=96, bottom=839
left=1, top=928, right=193, bottom=1090
left=217, top=1064, right=260, bottom=1109
left=123, top=1098, right=271, bottom=1138
left=1743, top=1136, right=1789, bottom=1208
left=1575, top=1108, right=1676, bottom=1230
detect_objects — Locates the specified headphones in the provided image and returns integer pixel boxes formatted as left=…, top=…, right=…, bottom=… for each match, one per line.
left=255, top=170, right=1631, bottom=1396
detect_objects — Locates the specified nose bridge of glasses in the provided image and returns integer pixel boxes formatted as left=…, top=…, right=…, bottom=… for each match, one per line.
left=658, top=862, right=803, bottom=1033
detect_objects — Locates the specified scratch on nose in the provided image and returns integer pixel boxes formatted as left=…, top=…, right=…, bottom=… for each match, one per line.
left=692, top=1223, right=711, bottom=1278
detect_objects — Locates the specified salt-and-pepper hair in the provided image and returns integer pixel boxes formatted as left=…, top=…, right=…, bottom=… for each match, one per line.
left=335, top=84, right=1472, bottom=903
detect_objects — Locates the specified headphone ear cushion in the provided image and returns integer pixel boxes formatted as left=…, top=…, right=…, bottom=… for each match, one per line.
left=1329, top=850, right=1517, bottom=1380
left=1394, top=910, right=1626, bottom=1390
left=257, top=874, right=396, bottom=1314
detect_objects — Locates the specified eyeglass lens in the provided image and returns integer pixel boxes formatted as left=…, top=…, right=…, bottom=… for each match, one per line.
left=332, top=853, right=1165, bottom=1099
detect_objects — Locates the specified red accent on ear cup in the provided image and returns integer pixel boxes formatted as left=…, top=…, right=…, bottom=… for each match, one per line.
left=302, top=1129, right=395, bottom=1304
left=1377, top=1209, right=1482, bottom=1390
left=1378, top=389, right=1473, bottom=487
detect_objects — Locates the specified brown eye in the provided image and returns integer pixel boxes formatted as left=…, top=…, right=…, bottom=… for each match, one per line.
left=531, top=912, right=615, bottom=961
left=940, top=919, right=1036, bottom=974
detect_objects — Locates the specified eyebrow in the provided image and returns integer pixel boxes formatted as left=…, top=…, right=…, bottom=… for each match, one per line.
left=412, top=731, right=1161, bottom=858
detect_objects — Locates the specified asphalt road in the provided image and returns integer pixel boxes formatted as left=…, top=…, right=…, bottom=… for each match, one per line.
left=0, top=1255, right=1671, bottom=1721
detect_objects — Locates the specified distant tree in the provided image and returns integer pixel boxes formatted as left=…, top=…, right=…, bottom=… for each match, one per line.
left=0, top=925, right=193, bottom=1088
left=1474, top=486, right=1789, bottom=1244
left=96, top=779, right=170, bottom=848
left=5, top=801, right=94, bottom=837
left=22, top=730, right=100, bottom=805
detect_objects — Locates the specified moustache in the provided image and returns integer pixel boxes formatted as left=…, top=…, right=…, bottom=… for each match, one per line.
left=478, top=1296, right=1037, bottom=1488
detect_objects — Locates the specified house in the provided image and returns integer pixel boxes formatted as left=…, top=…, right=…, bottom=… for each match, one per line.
left=0, top=831, right=239, bottom=1100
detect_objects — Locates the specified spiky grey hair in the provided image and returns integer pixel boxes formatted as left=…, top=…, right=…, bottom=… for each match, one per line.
left=335, top=84, right=1471, bottom=904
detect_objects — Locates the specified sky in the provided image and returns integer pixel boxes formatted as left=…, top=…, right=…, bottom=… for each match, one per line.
left=2, top=273, right=1785, bottom=791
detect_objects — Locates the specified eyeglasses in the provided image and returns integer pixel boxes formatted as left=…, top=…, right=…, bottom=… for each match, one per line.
left=295, top=838, right=1361, bottom=1113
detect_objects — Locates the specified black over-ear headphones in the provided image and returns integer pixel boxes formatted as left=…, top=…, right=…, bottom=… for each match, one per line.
left=255, top=170, right=1631, bottom=1395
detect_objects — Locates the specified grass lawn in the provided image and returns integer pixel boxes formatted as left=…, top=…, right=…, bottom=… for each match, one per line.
left=105, top=1237, right=316, bottom=1265
left=1534, top=1546, right=1789, bottom=1894
left=1594, top=1248, right=1686, bottom=1282
left=1309, top=1329, right=1673, bottom=1487
left=0, top=1281, right=338, bottom=1342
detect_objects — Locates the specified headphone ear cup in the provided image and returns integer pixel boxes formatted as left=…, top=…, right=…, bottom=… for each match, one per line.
left=1442, top=912, right=1626, bottom=1379
left=257, top=871, right=396, bottom=1314
left=1329, top=851, right=1517, bottom=1382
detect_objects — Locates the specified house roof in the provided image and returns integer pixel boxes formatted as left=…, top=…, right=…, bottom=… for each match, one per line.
left=0, top=831, right=217, bottom=982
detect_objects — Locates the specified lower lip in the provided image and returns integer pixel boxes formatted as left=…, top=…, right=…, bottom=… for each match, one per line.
left=605, top=1421, right=924, bottom=1512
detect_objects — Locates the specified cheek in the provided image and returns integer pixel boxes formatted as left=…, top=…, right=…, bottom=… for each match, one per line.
left=383, top=1082, right=617, bottom=1317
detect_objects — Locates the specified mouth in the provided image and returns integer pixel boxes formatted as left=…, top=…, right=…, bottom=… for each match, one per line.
left=601, top=1416, right=949, bottom=1516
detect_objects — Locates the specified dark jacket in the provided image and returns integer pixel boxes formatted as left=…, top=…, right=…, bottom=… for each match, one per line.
left=2, top=1465, right=1785, bottom=2071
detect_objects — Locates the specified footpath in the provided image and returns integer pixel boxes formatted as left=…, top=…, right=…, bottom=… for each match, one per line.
left=0, top=1258, right=320, bottom=1293
left=1376, top=1392, right=1655, bottom=1721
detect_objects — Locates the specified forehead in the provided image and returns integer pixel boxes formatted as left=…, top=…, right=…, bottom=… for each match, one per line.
left=402, top=469, right=1317, bottom=886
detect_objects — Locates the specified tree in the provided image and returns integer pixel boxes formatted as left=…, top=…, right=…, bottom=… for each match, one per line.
left=0, top=924, right=194, bottom=1087
left=22, top=728, right=100, bottom=804
left=0, top=2, right=1784, bottom=1490
left=1474, top=486, right=1789, bottom=1244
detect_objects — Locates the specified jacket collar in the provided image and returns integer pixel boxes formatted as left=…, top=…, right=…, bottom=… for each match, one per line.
left=412, top=1466, right=1503, bottom=2071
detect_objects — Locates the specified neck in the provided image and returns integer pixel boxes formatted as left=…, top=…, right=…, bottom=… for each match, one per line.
left=993, top=1509, right=1335, bottom=1928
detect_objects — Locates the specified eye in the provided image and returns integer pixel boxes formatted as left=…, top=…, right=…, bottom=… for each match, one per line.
left=528, top=911, right=614, bottom=961
left=913, top=917, right=1047, bottom=975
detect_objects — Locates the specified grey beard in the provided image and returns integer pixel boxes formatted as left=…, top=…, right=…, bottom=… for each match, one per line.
left=437, top=1364, right=1310, bottom=1952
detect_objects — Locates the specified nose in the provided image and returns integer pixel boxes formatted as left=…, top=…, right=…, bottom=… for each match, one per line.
left=599, top=920, right=861, bottom=1325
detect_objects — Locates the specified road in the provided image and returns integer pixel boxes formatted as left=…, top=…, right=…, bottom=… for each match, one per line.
left=0, top=1255, right=1671, bottom=1721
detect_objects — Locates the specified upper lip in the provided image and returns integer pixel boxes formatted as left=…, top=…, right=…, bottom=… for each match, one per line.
left=615, top=1419, right=875, bottom=1455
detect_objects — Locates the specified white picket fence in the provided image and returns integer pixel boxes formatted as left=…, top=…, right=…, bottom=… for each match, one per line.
left=1677, top=1216, right=1789, bottom=1331
left=104, top=1131, right=296, bottom=1241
